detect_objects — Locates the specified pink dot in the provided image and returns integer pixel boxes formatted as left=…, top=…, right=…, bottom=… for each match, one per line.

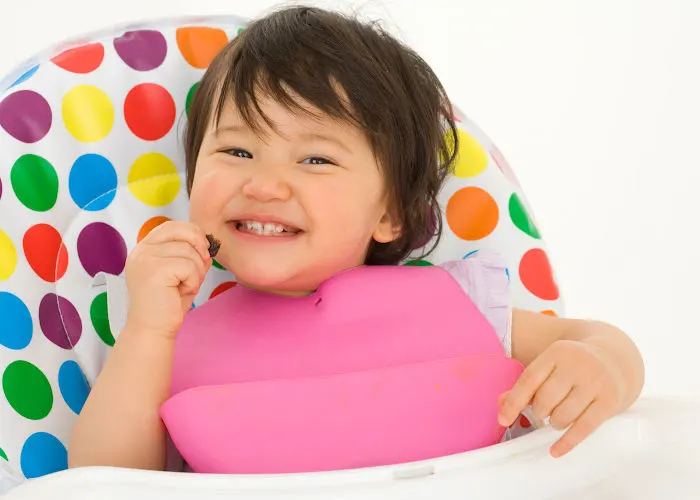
left=490, top=146, right=520, bottom=188
left=77, top=222, right=127, bottom=277
left=0, top=91, right=52, bottom=143
left=39, top=293, right=82, bottom=349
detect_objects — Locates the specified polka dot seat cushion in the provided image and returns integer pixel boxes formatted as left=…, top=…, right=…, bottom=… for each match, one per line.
left=0, top=16, right=564, bottom=484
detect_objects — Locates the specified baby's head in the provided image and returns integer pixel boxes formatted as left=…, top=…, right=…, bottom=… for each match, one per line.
left=185, top=6, right=458, bottom=295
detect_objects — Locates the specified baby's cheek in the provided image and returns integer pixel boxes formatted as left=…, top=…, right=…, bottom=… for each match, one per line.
left=189, top=179, right=226, bottom=222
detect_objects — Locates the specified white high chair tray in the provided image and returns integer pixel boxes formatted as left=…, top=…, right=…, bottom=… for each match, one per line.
left=4, top=396, right=699, bottom=500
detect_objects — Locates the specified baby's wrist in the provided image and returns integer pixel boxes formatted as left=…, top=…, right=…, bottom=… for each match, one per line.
left=121, top=320, right=180, bottom=344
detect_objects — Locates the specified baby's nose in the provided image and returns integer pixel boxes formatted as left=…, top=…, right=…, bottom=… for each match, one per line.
left=241, top=168, right=292, bottom=202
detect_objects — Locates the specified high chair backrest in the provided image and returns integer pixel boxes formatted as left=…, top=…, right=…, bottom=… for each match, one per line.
left=0, top=16, right=563, bottom=486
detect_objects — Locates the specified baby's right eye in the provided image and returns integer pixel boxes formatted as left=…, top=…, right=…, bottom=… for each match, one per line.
left=224, top=148, right=253, bottom=159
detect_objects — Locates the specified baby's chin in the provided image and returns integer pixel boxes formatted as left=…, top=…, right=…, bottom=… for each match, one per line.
left=227, top=262, right=324, bottom=297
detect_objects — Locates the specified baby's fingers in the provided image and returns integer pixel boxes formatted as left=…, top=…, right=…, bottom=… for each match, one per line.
left=548, top=385, right=594, bottom=431
left=499, top=355, right=556, bottom=426
left=529, top=368, right=572, bottom=422
left=153, top=242, right=209, bottom=282
left=145, top=221, right=211, bottom=262
left=167, top=257, right=205, bottom=295
left=550, top=400, right=607, bottom=458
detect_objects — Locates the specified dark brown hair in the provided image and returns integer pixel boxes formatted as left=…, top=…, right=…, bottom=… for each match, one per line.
left=185, top=5, right=458, bottom=265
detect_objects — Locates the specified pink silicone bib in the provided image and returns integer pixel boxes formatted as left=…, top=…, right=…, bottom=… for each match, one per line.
left=160, top=264, right=523, bottom=473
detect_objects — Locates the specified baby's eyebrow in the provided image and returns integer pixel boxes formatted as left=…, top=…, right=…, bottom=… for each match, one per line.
left=213, top=124, right=248, bottom=136
left=295, top=131, right=352, bottom=153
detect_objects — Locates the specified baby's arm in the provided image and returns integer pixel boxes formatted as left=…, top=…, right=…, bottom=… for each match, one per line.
left=68, top=222, right=212, bottom=470
left=68, top=327, right=176, bottom=470
left=499, top=310, right=645, bottom=457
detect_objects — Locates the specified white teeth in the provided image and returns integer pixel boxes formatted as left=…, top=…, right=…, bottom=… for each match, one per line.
left=264, top=223, right=283, bottom=233
left=242, top=221, right=285, bottom=235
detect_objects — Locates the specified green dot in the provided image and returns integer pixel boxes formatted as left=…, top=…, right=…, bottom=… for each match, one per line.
left=185, top=82, right=200, bottom=117
left=237, top=27, right=245, bottom=35
left=10, top=154, right=59, bottom=212
left=404, top=259, right=433, bottom=266
left=212, top=259, right=225, bottom=270
left=90, top=292, right=114, bottom=346
left=0, top=448, right=7, bottom=461
left=2, top=360, right=53, bottom=420
left=508, top=193, right=541, bottom=239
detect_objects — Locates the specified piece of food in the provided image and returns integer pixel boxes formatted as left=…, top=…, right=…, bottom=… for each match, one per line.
left=206, top=233, right=221, bottom=258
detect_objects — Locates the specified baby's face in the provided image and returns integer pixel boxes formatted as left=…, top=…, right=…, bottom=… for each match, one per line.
left=189, top=95, right=398, bottom=295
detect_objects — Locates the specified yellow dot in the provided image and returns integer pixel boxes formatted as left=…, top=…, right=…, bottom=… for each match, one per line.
left=128, top=153, right=181, bottom=207
left=62, top=85, right=114, bottom=142
left=0, top=229, right=18, bottom=281
left=445, top=129, right=488, bottom=178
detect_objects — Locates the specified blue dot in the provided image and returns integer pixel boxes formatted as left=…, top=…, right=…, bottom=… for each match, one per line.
left=20, top=432, right=67, bottom=479
left=58, top=360, right=91, bottom=415
left=505, top=267, right=510, bottom=282
left=0, top=292, right=33, bottom=350
left=68, top=154, right=117, bottom=211
left=9, top=65, right=39, bottom=88
left=463, top=250, right=479, bottom=259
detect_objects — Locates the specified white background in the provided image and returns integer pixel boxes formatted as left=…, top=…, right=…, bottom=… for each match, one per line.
left=1, top=0, right=698, bottom=397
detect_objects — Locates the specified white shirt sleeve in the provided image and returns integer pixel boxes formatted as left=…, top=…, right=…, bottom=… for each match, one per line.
left=438, top=251, right=513, bottom=357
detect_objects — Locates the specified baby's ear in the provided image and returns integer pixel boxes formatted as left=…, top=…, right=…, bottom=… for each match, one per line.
left=373, top=212, right=402, bottom=243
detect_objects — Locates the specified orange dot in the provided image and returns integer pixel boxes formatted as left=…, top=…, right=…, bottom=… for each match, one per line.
left=519, top=248, right=560, bottom=301
left=540, top=310, right=558, bottom=317
left=210, top=281, right=237, bottom=299
left=176, top=27, right=228, bottom=69
left=51, top=43, right=104, bottom=74
left=446, top=187, right=499, bottom=241
left=23, top=224, right=68, bottom=282
left=137, top=216, right=170, bottom=242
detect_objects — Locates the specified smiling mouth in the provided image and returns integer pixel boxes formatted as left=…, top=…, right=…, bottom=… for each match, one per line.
left=233, top=220, right=303, bottom=237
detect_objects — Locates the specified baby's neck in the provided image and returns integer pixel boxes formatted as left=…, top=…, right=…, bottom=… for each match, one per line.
left=236, top=281, right=314, bottom=298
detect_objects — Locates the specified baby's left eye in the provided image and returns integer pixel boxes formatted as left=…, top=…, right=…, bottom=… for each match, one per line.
left=301, top=157, right=335, bottom=166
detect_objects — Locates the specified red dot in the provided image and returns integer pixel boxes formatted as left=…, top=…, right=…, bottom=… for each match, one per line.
left=519, top=415, right=532, bottom=428
left=124, top=83, right=176, bottom=141
left=210, top=281, right=237, bottom=299
left=51, top=43, right=104, bottom=74
left=519, top=248, right=559, bottom=301
left=23, top=224, right=68, bottom=282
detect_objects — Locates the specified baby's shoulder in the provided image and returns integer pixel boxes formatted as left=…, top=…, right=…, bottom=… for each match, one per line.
left=437, top=250, right=510, bottom=289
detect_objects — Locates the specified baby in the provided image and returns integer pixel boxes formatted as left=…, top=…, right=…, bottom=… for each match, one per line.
left=68, top=6, right=644, bottom=471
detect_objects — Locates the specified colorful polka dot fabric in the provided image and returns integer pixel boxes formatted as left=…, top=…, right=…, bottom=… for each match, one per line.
left=0, top=16, right=563, bottom=485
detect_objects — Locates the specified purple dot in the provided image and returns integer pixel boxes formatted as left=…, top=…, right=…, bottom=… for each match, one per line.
left=412, top=208, right=439, bottom=250
left=0, top=177, right=3, bottom=200
left=39, top=293, right=82, bottom=349
left=0, top=90, right=52, bottom=143
left=77, top=222, right=127, bottom=277
left=114, top=30, right=167, bottom=71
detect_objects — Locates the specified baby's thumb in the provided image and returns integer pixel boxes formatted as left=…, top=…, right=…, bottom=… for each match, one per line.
left=180, top=293, right=197, bottom=315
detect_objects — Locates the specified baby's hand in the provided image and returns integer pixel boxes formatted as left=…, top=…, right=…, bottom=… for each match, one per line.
left=124, top=221, right=213, bottom=339
left=497, top=340, right=626, bottom=458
